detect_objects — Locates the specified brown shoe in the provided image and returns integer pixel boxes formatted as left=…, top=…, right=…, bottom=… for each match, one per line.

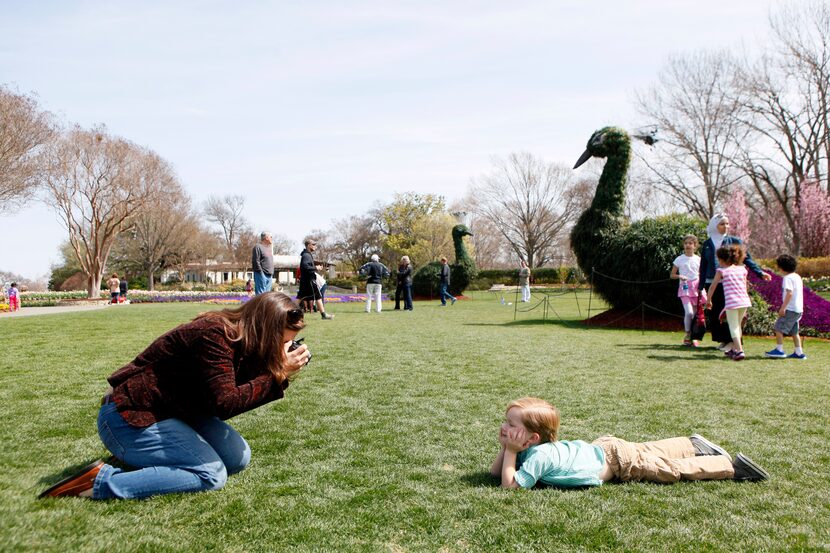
left=38, top=460, right=105, bottom=499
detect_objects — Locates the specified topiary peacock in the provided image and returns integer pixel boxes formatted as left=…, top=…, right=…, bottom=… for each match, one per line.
left=571, top=126, right=706, bottom=312
left=413, top=224, right=478, bottom=298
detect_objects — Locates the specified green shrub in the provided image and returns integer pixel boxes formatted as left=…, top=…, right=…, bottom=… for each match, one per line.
left=586, top=214, right=707, bottom=312
left=744, top=289, right=776, bottom=336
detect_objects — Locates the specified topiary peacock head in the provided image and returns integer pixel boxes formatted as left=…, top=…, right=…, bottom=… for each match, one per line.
left=570, top=126, right=706, bottom=312
left=573, top=127, right=632, bottom=169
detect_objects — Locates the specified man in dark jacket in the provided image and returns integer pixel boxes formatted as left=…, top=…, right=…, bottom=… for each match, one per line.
left=298, top=238, right=334, bottom=319
left=251, top=232, right=274, bottom=295
left=359, top=254, right=390, bottom=313
left=439, top=256, right=456, bottom=306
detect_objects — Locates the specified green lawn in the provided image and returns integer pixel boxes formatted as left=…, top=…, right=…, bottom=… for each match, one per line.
left=1, top=292, right=828, bottom=552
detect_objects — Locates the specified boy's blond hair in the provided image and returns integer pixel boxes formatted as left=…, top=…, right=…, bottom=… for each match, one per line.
left=506, top=397, right=560, bottom=443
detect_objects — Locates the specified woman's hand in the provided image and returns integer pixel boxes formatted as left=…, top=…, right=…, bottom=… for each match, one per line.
left=705, top=300, right=713, bottom=310
left=283, top=340, right=310, bottom=379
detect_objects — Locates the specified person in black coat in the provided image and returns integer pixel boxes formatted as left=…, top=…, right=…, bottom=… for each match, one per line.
left=698, top=214, right=769, bottom=350
left=394, top=256, right=414, bottom=311
left=297, top=238, right=334, bottom=320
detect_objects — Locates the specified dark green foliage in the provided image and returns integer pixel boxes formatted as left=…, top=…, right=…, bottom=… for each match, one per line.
left=744, top=290, right=777, bottom=336
left=412, top=261, right=442, bottom=296
left=571, top=126, right=707, bottom=312
left=412, top=224, right=477, bottom=296
left=591, top=214, right=707, bottom=312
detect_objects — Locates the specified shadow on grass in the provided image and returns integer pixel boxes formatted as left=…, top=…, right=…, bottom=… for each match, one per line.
left=459, top=471, right=499, bottom=488
left=463, top=319, right=587, bottom=329
left=38, top=456, right=129, bottom=488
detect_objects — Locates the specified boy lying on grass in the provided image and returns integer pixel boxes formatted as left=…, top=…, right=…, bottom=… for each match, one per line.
left=490, top=397, right=768, bottom=489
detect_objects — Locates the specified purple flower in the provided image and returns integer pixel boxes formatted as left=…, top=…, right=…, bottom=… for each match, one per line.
left=749, top=271, right=830, bottom=332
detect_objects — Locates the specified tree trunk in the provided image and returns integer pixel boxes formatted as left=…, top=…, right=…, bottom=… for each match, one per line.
left=148, top=269, right=155, bottom=291
left=87, top=273, right=103, bottom=299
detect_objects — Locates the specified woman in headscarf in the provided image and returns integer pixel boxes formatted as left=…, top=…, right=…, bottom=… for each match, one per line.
left=698, top=214, right=771, bottom=351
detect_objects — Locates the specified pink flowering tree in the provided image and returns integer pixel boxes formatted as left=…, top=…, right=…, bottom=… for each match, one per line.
left=796, top=180, right=830, bottom=258
left=723, top=187, right=751, bottom=244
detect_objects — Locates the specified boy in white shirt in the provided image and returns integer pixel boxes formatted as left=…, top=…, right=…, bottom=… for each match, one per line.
left=765, top=254, right=806, bottom=360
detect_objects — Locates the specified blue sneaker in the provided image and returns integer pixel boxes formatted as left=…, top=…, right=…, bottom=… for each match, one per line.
left=764, top=349, right=786, bottom=359
left=787, top=352, right=807, bottom=360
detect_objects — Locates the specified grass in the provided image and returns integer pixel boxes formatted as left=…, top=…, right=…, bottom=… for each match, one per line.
left=1, top=291, right=828, bottom=552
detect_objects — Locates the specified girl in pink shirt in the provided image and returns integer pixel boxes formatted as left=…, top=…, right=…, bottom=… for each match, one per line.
left=706, top=245, right=751, bottom=361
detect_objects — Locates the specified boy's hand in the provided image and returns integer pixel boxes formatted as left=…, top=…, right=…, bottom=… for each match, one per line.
left=778, top=306, right=786, bottom=317
left=504, top=427, right=529, bottom=453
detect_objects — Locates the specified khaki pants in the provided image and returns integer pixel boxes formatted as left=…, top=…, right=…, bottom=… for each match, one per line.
left=593, top=436, right=734, bottom=483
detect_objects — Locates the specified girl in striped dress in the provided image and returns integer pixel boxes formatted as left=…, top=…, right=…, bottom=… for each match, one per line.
left=706, top=244, right=752, bottom=361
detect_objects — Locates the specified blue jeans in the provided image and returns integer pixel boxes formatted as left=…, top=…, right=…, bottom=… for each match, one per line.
left=439, top=283, right=455, bottom=305
left=403, top=284, right=413, bottom=310
left=94, top=402, right=251, bottom=499
left=253, top=272, right=273, bottom=295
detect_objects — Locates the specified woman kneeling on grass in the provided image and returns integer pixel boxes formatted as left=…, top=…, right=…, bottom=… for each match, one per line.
left=491, top=397, right=769, bottom=489
left=39, top=292, right=311, bottom=500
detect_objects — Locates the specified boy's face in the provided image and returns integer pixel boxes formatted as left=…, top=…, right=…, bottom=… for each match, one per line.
left=684, top=239, right=696, bottom=252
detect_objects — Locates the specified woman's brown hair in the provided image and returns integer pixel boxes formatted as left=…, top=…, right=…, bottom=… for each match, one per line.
left=195, top=292, right=304, bottom=383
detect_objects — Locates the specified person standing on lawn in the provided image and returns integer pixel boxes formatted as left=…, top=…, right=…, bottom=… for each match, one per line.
left=518, top=260, right=531, bottom=303
left=107, top=273, right=121, bottom=304
left=706, top=244, right=752, bottom=361
left=671, top=234, right=703, bottom=347
left=298, top=238, right=334, bottom=319
left=119, top=276, right=128, bottom=303
left=765, top=254, right=807, bottom=360
left=38, top=292, right=311, bottom=500
left=394, top=256, right=414, bottom=311
left=251, top=232, right=274, bottom=295
left=698, top=214, right=770, bottom=351
left=491, top=397, right=769, bottom=490
left=359, top=254, right=390, bottom=313
left=438, top=257, right=456, bottom=306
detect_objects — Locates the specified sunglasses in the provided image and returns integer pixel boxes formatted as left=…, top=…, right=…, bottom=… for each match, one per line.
left=287, top=308, right=304, bottom=323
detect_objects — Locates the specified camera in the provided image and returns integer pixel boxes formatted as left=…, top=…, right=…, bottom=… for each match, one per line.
left=288, top=337, right=311, bottom=363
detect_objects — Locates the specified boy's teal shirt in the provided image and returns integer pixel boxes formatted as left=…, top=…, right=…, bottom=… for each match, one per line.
left=515, top=440, right=605, bottom=488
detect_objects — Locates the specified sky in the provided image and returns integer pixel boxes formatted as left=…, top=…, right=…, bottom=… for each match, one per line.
left=0, top=0, right=775, bottom=280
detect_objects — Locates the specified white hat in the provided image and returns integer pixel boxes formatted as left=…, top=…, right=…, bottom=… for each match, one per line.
left=371, top=254, right=379, bottom=261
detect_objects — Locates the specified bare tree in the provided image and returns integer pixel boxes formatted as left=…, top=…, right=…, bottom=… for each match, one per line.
left=204, top=195, right=249, bottom=263
left=469, top=153, right=581, bottom=268
left=109, top=182, right=197, bottom=290
left=329, top=214, right=380, bottom=272
left=0, top=86, right=54, bottom=212
left=270, top=233, right=293, bottom=255
left=769, top=0, right=830, bottom=191
left=165, top=222, right=223, bottom=285
left=451, top=196, right=510, bottom=268
left=43, top=125, right=172, bottom=297
left=634, top=50, right=749, bottom=218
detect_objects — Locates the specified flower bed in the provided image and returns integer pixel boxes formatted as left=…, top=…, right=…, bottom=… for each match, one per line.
left=16, top=290, right=384, bottom=306
left=749, top=272, right=830, bottom=336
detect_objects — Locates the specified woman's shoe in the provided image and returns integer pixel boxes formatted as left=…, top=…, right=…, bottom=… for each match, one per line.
left=682, top=339, right=692, bottom=346
left=38, top=460, right=104, bottom=499
left=733, top=351, right=745, bottom=361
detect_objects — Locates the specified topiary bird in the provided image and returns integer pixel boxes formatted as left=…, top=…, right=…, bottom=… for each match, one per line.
left=413, top=224, right=478, bottom=297
left=571, top=126, right=706, bottom=312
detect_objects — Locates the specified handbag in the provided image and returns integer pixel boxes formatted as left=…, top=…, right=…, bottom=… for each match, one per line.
left=690, top=295, right=707, bottom=340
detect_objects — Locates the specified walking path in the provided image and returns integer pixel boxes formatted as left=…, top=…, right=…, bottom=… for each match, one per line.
left=1, top=303, right=109, bottom=318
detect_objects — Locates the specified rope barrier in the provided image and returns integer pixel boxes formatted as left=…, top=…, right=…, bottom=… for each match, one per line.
left=591, top=269, right=673, bottom=285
